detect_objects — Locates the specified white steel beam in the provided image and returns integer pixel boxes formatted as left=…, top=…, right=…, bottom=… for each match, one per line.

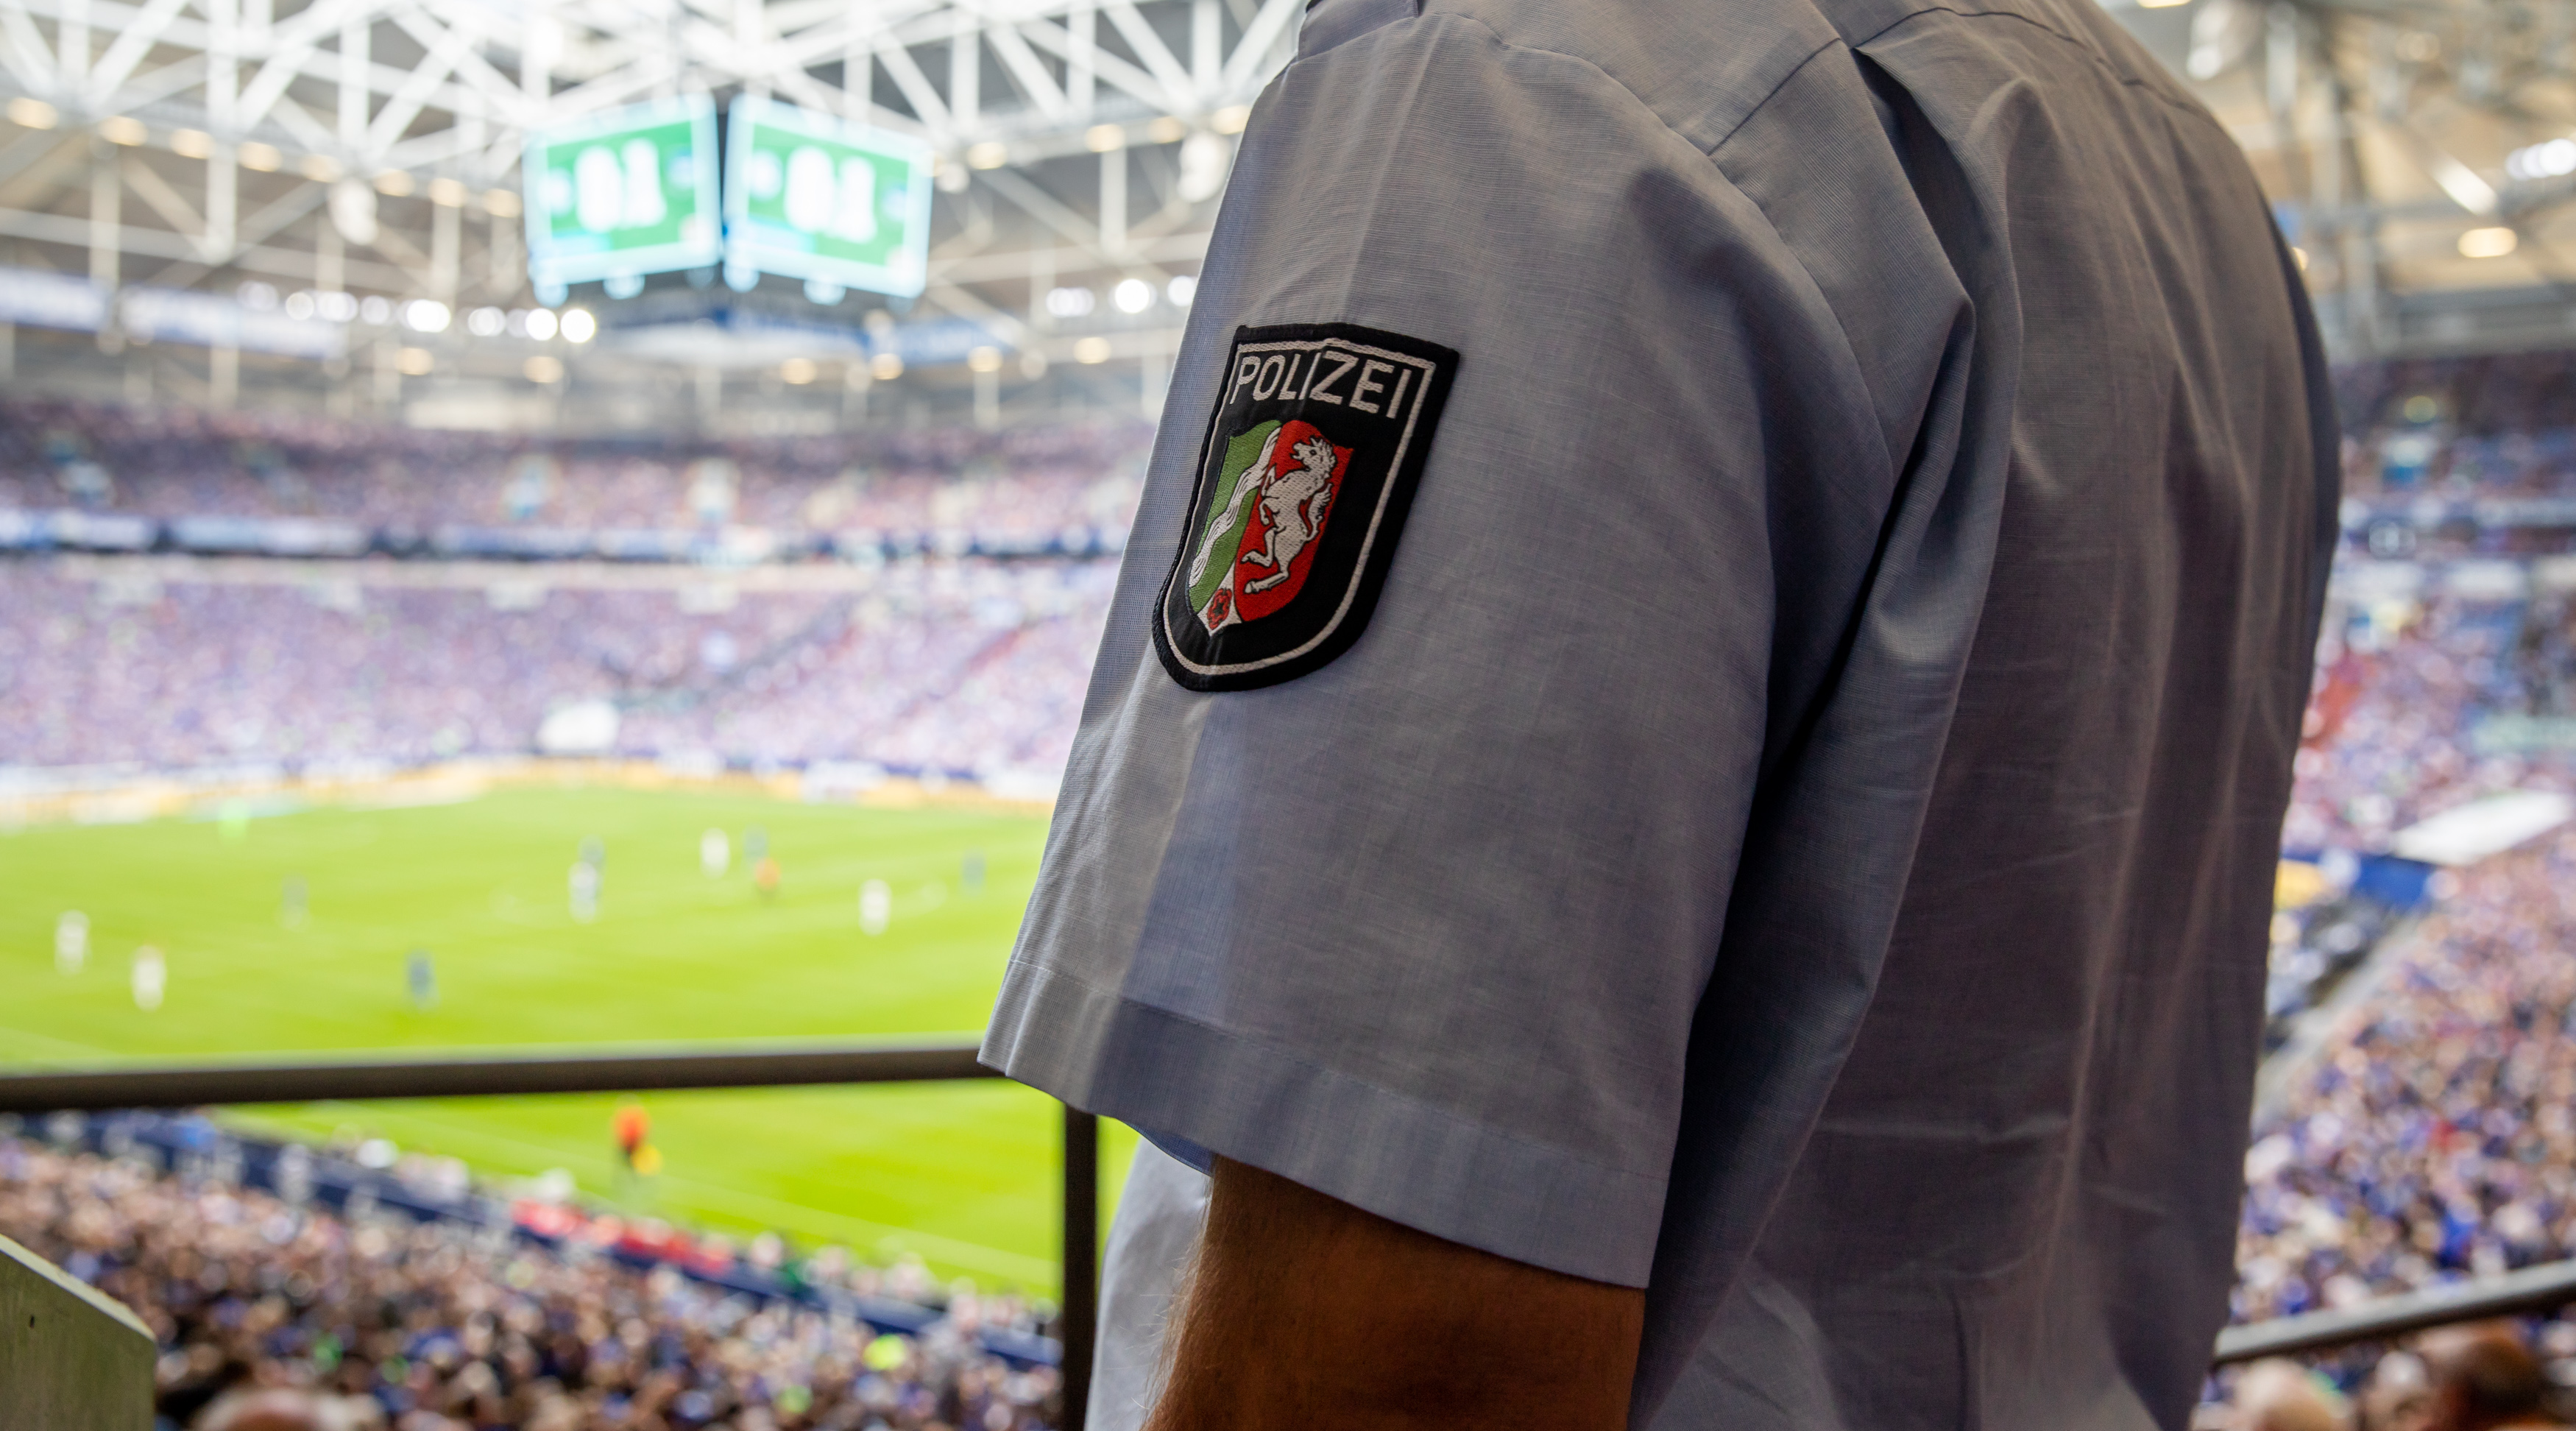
left=82, top=0, right=191, bottom=102
left=985, top=20, right=1065, bottom=122
left=1100, top=0, right=1191, bottom=105
left=1216, top=0, right=1295, bottom=93
left=0, top=0, right=1268, bottom=368
left=1, top=3, right=55, bottom=93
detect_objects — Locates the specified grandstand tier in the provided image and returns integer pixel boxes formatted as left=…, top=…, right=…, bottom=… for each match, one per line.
left=12, top=356, right=2576, bottom=1424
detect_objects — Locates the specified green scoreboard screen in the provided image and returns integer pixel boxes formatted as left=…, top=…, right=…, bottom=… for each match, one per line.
left=723, top=96, right=933, bottom=298
left=523, top=96, right=721, bottom=289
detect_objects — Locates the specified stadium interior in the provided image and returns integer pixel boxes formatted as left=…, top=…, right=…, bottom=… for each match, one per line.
left=4, top=0, right=2576, bottom=1425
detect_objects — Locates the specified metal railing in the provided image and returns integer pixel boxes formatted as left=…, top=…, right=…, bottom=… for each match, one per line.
left=13, top=1043, right=2576, bottom=1412
left=1, top=1229, right=157, bottom=1431
left=2215, top=1257, right=2576, bottom=1365
left=0, top=1042, right=1102, bottom=1430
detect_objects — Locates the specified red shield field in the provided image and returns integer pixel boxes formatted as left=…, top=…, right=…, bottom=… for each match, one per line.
left=1211, top=418, right=1353, bottom=629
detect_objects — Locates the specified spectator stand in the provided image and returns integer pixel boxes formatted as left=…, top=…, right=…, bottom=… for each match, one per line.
left=0, top=1043, right=1102, bottom=1430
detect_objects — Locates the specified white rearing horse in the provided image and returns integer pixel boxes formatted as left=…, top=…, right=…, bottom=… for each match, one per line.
left=1239, top=434, right=1339, bottom=593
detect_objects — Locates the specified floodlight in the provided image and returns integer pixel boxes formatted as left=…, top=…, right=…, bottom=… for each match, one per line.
left=1178, top=133, right=1231, bottom=202
left=2459, top=227, right=2519, bottom=258
left=2505, top=138, right=2576, bottom=183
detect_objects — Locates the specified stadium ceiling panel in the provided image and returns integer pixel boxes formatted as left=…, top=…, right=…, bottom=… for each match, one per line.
left=0, top=0, right=1285, bottom=370
left=13, top=0, right=2576, bottom=390
left=2115, top=0, right=2576, bottom=356
left=0, top=0, right=1293, bottom=160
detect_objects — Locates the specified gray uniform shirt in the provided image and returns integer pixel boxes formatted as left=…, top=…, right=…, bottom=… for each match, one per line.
left=981, top=0, right=2340, bottom=1418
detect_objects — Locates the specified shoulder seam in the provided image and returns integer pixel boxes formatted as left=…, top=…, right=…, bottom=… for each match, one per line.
left=1416, top=10, right=1911, bottom=478
left=1836, top=1, right=2232, bottom=139
left=1708, top=38, right=1850, bottom=152
left=1432, top=10, right=1841, bottom=157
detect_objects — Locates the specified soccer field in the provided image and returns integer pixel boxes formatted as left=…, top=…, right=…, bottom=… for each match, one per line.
left=0, top=782, right=1136, bottom=1294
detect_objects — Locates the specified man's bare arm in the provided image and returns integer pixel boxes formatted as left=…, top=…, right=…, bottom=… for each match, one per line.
left=1143, top=1157, right=1646, bottom=1431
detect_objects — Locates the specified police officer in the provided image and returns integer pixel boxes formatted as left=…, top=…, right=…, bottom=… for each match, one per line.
left=980, top=0, right=2338, bottom=1418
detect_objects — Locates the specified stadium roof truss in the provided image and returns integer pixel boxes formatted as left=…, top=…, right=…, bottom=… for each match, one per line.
left=0, top=0, right=1289, bottom=347
left=26, top=0, right=2576, bottom=387
left=2129, top=0, right=2576, bottom=356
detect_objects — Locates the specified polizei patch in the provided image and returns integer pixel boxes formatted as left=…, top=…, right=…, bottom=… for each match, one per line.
left=1153, top=323, right=1457, bottom=691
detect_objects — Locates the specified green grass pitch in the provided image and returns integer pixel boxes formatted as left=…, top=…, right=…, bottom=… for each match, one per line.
left=0, top=784, right=1139, bottom=1296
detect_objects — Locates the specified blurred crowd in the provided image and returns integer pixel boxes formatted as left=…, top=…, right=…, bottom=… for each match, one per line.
left=2235, top=833, right=2576, bottom=1326
left=15, top=372, right=2576, bottom=1426
left=0, top=400, right=1149, bottom=551
left=2256, top=590, right=2575, bottom=1036
left=2209, top=579, right=2576, bottom=1426
left=2218, top=1327, right=2572, bottom=1431
left=0, top=1137, right=1061, bottom=1431
left=2330, top=351, right=2576, bottom=566
left=2279, top=597, right=2564, bottom=855
left=2339, top=350, right=2576, bottom=497
left=0, top=562, right=1114, bottom=779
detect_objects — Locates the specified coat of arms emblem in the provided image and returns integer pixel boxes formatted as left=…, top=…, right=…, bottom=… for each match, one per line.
left=1182, top=419, right=1354, bottom=634
left=1154, top=323, right=1457, bottom=691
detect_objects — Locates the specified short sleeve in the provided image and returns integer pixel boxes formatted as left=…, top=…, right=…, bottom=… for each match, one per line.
left=980, top=7, right=1908, bottom=1287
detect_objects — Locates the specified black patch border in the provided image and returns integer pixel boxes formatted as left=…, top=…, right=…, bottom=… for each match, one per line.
left=1152, top=322, right=1458, bottom=692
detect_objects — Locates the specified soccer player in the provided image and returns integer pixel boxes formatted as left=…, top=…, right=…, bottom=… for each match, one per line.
left=567, top=857, right=601, bottom=923
left=406, top=949, right=436, bottom=1011
left=280, top=875, right=308, bottom=930
left=962, top=852, right=986, bottom=897
left=754, top=854, right=781, bottom=902
left=612, top=1103, right=651, bottom=1183
left=700, top=827, right=731, bottom=878
left=130, top=946, right=164, bottom=1011
left=53, top=910, right=86, bottom=975
left=977, top=0, right=2339, bottom=1424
